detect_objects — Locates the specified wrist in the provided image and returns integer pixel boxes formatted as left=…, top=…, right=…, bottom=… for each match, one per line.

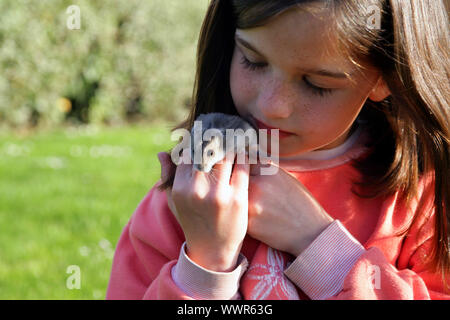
left=185, top=243, right=241, bottom=272
left=290, top=215, right=334, bottom=257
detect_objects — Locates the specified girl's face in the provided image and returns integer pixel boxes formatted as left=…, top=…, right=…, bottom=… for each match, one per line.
left=230, top=7, right=387, bottom=156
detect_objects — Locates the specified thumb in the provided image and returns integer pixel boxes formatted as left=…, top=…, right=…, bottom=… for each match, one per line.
left=157, top=152, right=175, bottom=182
left=157, top=152, right=178, bottom=218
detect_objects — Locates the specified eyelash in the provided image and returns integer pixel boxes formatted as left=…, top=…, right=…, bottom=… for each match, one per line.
left=239, top=55, right=333, bottom=97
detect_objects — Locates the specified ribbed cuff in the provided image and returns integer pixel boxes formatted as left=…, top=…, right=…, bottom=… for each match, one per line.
left=171, top=242, right=249, bottom=300
left=284, top=220, right=365, bottom=300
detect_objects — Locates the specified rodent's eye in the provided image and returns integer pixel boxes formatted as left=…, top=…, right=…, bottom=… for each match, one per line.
left=207, top=150, right=214, bottom=157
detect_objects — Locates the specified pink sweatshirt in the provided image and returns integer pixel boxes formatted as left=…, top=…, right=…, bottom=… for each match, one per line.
left=106, top=122, right=449, bottom=300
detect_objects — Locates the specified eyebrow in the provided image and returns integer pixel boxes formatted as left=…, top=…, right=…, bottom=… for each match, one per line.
left=235, top=34, right=350, bottom=79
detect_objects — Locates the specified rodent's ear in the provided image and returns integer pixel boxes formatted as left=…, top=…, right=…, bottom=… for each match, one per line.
left=368, top=76, right=391, bottom=102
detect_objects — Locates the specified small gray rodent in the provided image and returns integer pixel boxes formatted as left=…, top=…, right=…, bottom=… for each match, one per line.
left=157, top=112, right=258, bottom=191
left=190, top=113, right=258, bottom=173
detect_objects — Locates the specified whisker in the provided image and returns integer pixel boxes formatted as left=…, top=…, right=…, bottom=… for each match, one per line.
left=210, top=169, right=219, bottom=184
left=206, top=173, right=212, bottom=185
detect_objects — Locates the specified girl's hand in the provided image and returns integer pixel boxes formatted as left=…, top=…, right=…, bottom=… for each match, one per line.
left=248, top=162, right=334, bottom=257
left=158, top=151, right=250, bottom=272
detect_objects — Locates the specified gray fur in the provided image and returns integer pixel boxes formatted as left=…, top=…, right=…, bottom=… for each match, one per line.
left=190, top=113, right=258, bottom=172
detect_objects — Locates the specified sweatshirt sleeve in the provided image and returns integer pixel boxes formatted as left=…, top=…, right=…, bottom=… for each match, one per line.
left=285, top=172, right=449, bottom=300
left=106, top=183, right=248, bottom=300
left=284, top=219, right=449, bottom=300
left=106, top=185, right=194, bottom=299
left=171, top=242, right=248, bottom=300
left=106, top=216, right=190, bottom=299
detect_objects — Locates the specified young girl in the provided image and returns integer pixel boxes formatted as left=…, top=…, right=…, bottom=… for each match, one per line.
left=106, top=0, right=449, bottom=299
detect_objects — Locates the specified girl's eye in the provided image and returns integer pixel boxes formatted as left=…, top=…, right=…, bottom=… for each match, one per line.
left=240, top=55, right=334, bottom=98
left=303, top=77, right=333, bottom=97
left=240, top=56, right=267, bottom=71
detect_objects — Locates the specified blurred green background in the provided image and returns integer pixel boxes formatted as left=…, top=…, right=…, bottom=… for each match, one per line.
left=0, top=0, right=208, bottom=299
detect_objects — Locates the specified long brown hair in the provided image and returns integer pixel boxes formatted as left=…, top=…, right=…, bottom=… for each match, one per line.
left=158, top=0, right=449, bottom=282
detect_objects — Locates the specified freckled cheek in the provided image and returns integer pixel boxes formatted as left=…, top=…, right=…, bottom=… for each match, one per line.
left=298, top=102, right=348, bottom=135
left=230, top=61, right=257, bottom=110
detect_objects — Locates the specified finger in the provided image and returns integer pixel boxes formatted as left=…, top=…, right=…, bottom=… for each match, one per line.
left=157, top=152, right=176, bottom=182
left=213, top=151, right=235, bottom=186
left=165, top=187, right=179, bottom=218
left=173, top=148, right=194, bottom=186
left=230, top=153, right=250, bottom=192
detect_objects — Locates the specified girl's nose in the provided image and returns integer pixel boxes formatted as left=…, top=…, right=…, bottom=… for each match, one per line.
left=257, top=79, right=295, bottom=119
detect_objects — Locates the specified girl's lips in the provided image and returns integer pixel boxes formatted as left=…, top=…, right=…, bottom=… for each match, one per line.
left=253, top=118, right=294, bottom=139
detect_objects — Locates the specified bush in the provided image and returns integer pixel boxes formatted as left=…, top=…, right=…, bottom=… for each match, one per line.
left=0, top=0, right=207, bottom=129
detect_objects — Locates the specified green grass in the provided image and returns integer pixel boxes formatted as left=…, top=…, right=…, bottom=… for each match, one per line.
left=0, top=124, right=176, bottom=299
